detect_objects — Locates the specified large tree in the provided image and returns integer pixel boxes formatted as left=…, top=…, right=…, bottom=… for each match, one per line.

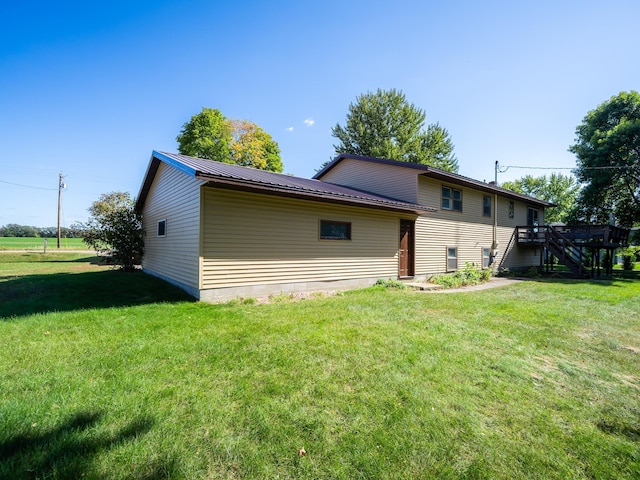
left=176, top=107, right=232, bottom=162
left=501, top=173, right=579, bottom=224
left=82, top=192, right=143, bottom=272
left=569, top=91, right=640, bottom=226
left=332, top=89, right=458, bottom=173
left=177, top=108, right=283, bottom=173
left=229, top=119, right=283, bottom=172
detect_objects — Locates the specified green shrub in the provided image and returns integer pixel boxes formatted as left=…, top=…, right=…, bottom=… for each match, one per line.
left=620, top=247, right=638, bottom=271
left=496, top=267, right=513, bottom=277
left=480, top=267, right=492, bottom=282
left=430, top=263, right=491, bottom=289
left=523, top=266, right=541, bottom=278
left=375, top=278, right=408, bottom=289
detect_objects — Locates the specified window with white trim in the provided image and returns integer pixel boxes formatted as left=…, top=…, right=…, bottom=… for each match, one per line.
left=447, top=247, right=458, bottom=271
left=482, top=247, right=491, bottom=268
left=157, top=219, right=167, bottom=237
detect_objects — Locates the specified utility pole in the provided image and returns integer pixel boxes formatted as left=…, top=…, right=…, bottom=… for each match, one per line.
left=57, top=173, right=65, bottom=249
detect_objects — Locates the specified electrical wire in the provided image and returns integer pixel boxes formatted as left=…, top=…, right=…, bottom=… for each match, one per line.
left=498, top=164, right=636, bottom=173
left=0, top=179, right=58, bottom=190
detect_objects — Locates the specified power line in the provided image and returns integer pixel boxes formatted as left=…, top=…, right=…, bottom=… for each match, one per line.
left=0, top=179, right=58, bottom=190
left=498, top=164, right=636, bottom=173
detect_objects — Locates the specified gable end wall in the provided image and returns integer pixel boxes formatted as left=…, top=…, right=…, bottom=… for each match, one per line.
left=318, top=158, right=421, bottom=203
left=141, top=162, right=206, bottom=294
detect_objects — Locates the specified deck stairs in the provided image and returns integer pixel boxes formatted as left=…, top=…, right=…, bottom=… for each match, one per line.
left=515, top=224, right=630, bottom=277
left=545, top=226, right=589, bottom=277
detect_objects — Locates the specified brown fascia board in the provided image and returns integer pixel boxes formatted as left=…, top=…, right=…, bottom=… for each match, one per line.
left=196, top=174, right=434, bottom=215
left=421, top=169, right=555, bottom=208
left=315, top=153, right=554, bottom=208
left=134, top=156, right=161, bottom=213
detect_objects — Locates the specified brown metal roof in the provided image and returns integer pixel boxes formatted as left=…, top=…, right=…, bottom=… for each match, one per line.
left=315, top=153, right=554, bottom=208
left=135, top=151, right=435, bottom=215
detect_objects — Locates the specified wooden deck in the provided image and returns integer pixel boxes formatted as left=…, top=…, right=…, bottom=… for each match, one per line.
left=517, top=224, right=630, bottom=249
left=515, top=224, right=630, bottom=277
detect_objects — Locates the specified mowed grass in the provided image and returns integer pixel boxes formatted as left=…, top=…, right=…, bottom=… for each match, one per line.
left=1, top=255, right=639, bottom=479
left=0, top=237, right=86, bottom=250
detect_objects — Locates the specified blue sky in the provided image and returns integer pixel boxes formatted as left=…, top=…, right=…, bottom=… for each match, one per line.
left=1, top=0, right=638, bottom=227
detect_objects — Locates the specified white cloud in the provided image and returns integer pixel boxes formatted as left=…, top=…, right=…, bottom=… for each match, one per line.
left=286, top=126, right=294, bottom=132
left=304, top=117, right=315, bottom=127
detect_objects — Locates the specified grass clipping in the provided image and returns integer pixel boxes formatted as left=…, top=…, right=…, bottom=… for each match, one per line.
left=430, top=262, right=491, bottom=289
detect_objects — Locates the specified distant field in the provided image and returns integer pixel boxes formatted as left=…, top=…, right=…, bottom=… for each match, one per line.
left=0, top=237, right=86, bottom=250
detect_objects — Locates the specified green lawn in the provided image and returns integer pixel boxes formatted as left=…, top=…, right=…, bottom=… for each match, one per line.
left=0, top=237, right=86, bottom=251
left=1, top=254, right=639, bottom=479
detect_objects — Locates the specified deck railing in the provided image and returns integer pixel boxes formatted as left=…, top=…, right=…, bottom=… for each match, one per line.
left=515, top=224, right=631, bottom=277
left=516, top=224, right=630, bottom=248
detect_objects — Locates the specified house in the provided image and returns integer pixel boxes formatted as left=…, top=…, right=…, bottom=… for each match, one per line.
left=135, top=151, right=551, bottom=301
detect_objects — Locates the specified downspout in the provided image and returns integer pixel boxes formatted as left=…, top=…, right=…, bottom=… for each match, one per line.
left=491, top=161, right=499, bottom=266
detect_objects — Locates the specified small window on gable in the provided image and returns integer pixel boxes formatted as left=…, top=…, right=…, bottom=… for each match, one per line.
left=483, top=195, right=491, bottom=217
left=320, top=220, right=351, bottom=240
left=509, top=201, right=515, bottom=219
left=447, top=247, right=458, bottom=271
left=157, top=219, right=167, bottom=237
left=442, top=186, right=462, bottom=212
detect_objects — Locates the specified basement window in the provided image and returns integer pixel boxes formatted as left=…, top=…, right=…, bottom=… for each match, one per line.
left=320, top=220, right=351, bottom=240
left=447, top=247, right=458, bottom=271
left=482, top=247, right=491, bottom=268
left=157, top=219, right=167, bottom=237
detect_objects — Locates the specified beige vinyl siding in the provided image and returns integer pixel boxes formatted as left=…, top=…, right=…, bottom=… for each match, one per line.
left=319, top=158, right=421, bottom=203
left=415, top=176, right=541, bottom=273
left=201, top=188, right=404, bottom=288
left=495, top=196, right=544, bottom=269
left=415, top=216, right=499, bottom=274
left=141, top=163, right=206, bottom=289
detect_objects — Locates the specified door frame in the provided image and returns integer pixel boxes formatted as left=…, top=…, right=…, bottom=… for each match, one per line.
left=399, top=219, right=415, bottom=278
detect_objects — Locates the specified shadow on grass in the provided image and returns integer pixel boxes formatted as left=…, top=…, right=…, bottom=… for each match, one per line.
left=597, top=418, right=640, bottom=443
left=517, top=270, right=640, bottom=287
left=0, top=253, right=101, bottom=264
left=0, top=269, right=195, bottom=320
left=0, top=411, right=176, bottom=479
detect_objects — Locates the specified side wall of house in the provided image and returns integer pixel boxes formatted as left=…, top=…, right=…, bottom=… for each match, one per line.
left=200, top=187, right=408, bottom=301
left=495, top=195, right=545, bottom=271
left=415, top=176, right=543, bottom=275
left=141, top=163, right=206, bottom=296
left=319, top=159, right=421, bottom=203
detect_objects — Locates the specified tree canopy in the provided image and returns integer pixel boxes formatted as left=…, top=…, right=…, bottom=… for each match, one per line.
left=501, top=173, right=579, bottom=224
left=177, top=108, right=283, bottom=173
left=82, top=192, right=143, bottom=272
left=229, top=119, right=283, bottom=172
left=569, top=91, right=640, bottom=226
left=332, top=89, right=458, bottom=173
left=0, top=223, right=85, bottom=238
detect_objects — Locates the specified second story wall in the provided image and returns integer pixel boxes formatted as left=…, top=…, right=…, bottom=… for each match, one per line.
left=418, top=176, right=545, bottom=227
left=319, top=158, right=421, bottom=204
left=414, top=175, right=545, bottom=274
left=418, top=176, right=494, bottom=225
